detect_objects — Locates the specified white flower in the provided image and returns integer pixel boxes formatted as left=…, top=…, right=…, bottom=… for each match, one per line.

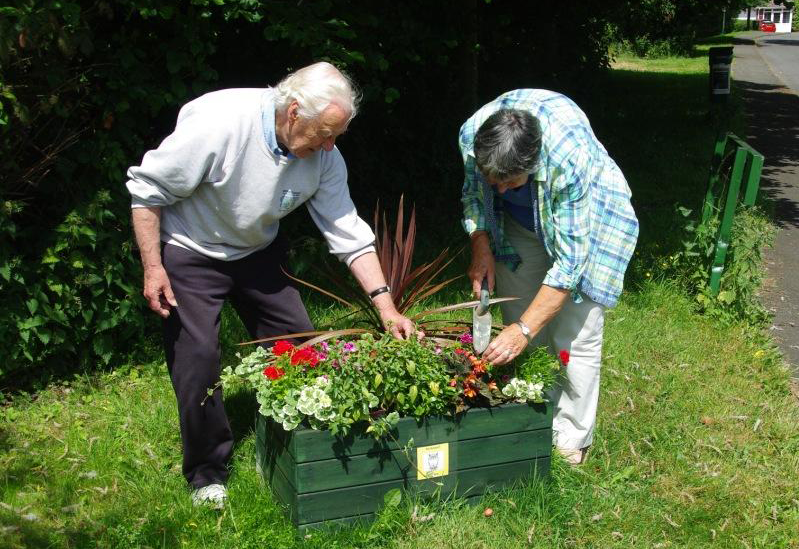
left=502, top=378, right=545, bottom=403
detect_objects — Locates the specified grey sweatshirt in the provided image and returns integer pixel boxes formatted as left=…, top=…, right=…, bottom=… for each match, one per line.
left=126, top=88, right=375, bottom=264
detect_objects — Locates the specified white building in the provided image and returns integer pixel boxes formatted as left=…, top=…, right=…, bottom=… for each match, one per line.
left=751, top=3, right=794, bottom=33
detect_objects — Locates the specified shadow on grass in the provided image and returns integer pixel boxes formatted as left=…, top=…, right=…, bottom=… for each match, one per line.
left=225, top=387, right=259, bottom=446
left=587, top=67, right=739, bottom=286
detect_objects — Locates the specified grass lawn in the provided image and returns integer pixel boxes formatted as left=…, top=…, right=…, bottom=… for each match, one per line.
left=2, top=49, right=798, bottom=548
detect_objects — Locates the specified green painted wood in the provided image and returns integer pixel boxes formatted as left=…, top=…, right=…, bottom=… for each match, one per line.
left=709, top=146, right=747, bottom=294
left=702, top=132, right=729, bottom=225
left=264, top=402, right=551, bottom=463
left=742, top=149, right=764, bottom=207
left=702, top=132, right=765, bottom=295
left=297, top=512, right=375, bottom=533
left=257, top=445, right=297, bottom=520
left=286, top=429, right=551, bottom=494
left=294, top=467, right=550, bottom=531
left=293, top=456, right=550, bottom=525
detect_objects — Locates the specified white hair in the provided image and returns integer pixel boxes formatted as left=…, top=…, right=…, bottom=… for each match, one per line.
left=273, top=61, right=360, bottom=121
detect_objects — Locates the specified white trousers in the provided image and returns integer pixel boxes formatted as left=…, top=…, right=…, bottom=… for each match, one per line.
left=495, top=215, right=605, bottom=450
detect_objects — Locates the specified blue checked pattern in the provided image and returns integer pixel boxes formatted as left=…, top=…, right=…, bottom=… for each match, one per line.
left=460, top=89, right=639, bottom=308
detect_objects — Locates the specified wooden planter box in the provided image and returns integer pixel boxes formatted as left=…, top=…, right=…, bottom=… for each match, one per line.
left=255, top=402, right=553, bottom=531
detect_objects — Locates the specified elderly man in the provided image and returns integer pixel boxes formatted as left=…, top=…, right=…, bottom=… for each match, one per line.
left=459, top=89, right=638, bottom=465
left=126, top=62, right=413, bottom=507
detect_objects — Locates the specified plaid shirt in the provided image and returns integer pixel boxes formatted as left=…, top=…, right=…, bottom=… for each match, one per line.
left=460, top=89, right=639, bottom=308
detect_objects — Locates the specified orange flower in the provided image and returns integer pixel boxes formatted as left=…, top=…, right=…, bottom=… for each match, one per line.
left=462, top=373, right=479, bottom=398
left=487, top=380, right=498, bottom=391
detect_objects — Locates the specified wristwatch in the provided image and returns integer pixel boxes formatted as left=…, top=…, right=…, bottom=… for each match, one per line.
left=515, top=320, right=533, bottom=344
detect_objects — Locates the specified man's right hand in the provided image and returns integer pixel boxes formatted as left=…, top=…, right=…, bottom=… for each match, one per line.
left=143, top=265, right=178, bottom=318
left=467, top=231, right=495, bottom=297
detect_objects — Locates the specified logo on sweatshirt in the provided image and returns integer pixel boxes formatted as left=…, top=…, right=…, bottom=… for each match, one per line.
left=279, top=189, right=301, bottom=212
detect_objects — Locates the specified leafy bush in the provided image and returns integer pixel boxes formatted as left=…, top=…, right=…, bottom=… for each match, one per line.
left=0, top=190, right=154, bottom=376
left=666, top=204, right=774, bottom=323
left=612, top=36, right=695, bottom=58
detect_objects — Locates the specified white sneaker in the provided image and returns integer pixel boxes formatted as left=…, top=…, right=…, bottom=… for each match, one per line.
left=556, top=446, right=586, bottom=466
left=192, top=483, right=228, bottom=510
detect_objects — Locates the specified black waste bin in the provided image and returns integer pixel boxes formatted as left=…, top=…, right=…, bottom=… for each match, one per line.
left=709, top=46, right=734, bottom=103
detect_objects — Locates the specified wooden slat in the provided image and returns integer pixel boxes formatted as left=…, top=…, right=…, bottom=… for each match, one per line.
left=297, top=512, right=375, bottom=533
left=257, top=445, right=297, bottom=520
left=294, top=456, right=550, bottom=525
left=263, top=402, right=551, bottom=463
left=290, top=429, right=551, bottom=493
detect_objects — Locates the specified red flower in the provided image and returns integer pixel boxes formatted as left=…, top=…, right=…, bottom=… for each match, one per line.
left=559, top=349, right=570, bottom=366
left=290, top=347, right=319, bottom=367
left=263, top=365, right=285, bottom=380
left=273, top=340, right=294, bottom=356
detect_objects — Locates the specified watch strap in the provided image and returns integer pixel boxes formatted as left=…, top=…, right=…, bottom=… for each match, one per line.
left=368, top=285, right=391, bottom=300
left=515, top=320, right=533, bottom=343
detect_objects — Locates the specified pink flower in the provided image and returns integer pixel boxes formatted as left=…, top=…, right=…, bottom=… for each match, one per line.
left=459, top=332, right=473, bottom=344
left=343, top=342, right=357, bottom=353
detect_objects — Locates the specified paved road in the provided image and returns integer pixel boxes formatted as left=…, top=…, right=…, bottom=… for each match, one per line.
left=733, top=32, right=799, bottom=378
left=757, top=32, right=799, bottom=93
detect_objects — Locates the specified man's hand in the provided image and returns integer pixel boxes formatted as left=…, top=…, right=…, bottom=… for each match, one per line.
left=467, top=231, right=495, bottom=297
left=132, top=207, right=178, bottom=318
left=143, top=265, right=178, bottom=318
left=378, top=308, right=421, bottom=340
left=347, top=252, right=424, bottom=339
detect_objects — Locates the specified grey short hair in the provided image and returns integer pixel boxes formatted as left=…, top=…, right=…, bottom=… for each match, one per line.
left=473, top=109, right=542, bottom=181
left=273, top=61, right=361, bottom=121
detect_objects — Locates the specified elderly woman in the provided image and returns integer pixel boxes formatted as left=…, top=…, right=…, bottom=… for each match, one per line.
left=459, top=89, right=639, bottom=465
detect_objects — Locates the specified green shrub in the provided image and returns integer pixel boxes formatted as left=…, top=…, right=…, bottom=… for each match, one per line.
left=667, top=204, right=774, bottom=323
left=0, top=189, right=154, bottom=376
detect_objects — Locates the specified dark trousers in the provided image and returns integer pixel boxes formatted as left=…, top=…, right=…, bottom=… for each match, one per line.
left=161, top=239, right=313, bottom=489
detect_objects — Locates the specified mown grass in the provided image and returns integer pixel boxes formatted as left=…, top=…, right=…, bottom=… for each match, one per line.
left=2, top=50, right=798, bottom=548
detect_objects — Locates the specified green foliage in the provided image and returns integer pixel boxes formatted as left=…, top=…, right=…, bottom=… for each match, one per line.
left=663, top=204, right=774, bottom=323
left=0, top=0, right=763, bottom=379
left=613, top=36, right=696, bottom=58
left=222, top=332, right=559, bottom=439
left=609, top=0, right=759, bottom=52
left=0, top=190, right=154, bottom=376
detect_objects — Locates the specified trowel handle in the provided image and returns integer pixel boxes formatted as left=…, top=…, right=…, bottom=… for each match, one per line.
left=479, top=278, right=490, bottom=309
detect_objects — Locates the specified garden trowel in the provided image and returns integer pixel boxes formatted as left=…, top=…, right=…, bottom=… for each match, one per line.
left=472, top=278, right=492, bottom=354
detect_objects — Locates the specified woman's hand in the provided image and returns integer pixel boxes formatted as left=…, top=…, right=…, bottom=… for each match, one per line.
left=481, top=323, right=527, bottom=365
left=467, top=231, right=495, bottom=297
